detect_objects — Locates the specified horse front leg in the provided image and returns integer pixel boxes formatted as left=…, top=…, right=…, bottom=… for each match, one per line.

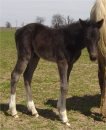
left=100, top=66, right=106, bottom=117
left=67, top=62, right=73, bottom=83
left=57, top=59, right=70, bottom=126
left=98, top=63, right=106, bottom=117
left=98, top=62, right=104, bottom=93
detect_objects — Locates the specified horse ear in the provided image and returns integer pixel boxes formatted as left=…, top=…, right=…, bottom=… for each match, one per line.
left=96, top=19, right=104, bottom=29
left=79, top=19, right=87, bottom=27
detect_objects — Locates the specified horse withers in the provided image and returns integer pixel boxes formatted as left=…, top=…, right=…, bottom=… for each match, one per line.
left=9, top=18, right=103, bottom=126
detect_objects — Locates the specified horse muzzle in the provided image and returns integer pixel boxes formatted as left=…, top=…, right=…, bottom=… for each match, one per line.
left=90, top=54, right=97, bottom=61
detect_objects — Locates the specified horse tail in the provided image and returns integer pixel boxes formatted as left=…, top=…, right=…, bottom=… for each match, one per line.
left=14, top=27, right=26, bottom=59
left=15, top=27, right=24, bottom=49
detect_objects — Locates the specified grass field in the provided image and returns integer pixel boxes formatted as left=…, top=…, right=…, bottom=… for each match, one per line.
left=0, top=29, right=106, bottom=130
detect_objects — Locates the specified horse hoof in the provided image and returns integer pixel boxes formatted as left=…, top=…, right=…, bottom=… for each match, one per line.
left=65, top=122, right=71, bottom=127
left=62, top=121, right=71, bottom=127
left=35, top=113, right=39, bottom=118
left=32, top=113, right=39, bottom=118
left=13, top=114, right=19, bottom=118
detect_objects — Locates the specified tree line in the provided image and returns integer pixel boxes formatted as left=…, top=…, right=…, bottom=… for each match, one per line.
left=5, top=14, right=73, bottom=28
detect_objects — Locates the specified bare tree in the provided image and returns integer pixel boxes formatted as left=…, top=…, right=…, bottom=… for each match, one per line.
left=5, top=21, right=12, bottom=28
left=66, top=16, right=74, bottom=24
left=51, top=14, right=65, bottom=28
left=35, top=16, right=45, bottom=24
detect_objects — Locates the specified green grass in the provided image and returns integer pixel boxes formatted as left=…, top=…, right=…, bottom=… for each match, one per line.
left=0, top=29, right=106, bottom=130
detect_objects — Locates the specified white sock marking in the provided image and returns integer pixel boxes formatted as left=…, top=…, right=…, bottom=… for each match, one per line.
left=9, top=94, right=17, bottom=116
left=27, top=100, right=38, bottom=117
left=57, top=97, right=68, bottom=123
left=60, top=109, right=68, bottom=123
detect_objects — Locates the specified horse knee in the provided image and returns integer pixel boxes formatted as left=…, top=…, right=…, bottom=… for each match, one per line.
left=11, top=71, right=20, bottom=84
left=61, top=87, right=68, bottom=95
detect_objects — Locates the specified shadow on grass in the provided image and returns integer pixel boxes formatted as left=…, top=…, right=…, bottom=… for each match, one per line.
left=0, top=94, right=103, bottom=121
left=0, top=103, right=59, bottom=121
left=45, top=94, right=103, bottom=121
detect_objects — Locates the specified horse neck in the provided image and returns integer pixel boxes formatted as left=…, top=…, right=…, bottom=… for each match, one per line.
left=63, top=25, right=85, bottom=51
left=102, top=0, right=106, bottom=8
left=96, top=0, right=106, bottom=7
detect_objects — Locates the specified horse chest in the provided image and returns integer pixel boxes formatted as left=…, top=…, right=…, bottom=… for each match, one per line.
left=69, top=51, right=81, bottom=63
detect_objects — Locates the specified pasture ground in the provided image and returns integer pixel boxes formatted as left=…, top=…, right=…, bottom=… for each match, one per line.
left=0, top=29, right=106, bottom=130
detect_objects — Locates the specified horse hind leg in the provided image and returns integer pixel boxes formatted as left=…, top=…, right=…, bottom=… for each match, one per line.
left=23, top=54, right=39, bottom=117
left=9, top=56, right=30, bottom=117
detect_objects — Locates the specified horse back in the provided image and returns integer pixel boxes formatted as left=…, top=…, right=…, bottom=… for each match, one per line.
left=15, top=23, right=66, bottom=62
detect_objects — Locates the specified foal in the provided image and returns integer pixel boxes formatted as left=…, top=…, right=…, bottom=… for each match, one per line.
left=9, top=19, right=103, bottom=126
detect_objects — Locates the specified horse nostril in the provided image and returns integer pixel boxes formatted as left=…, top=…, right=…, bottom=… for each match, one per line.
left=90, top=55, right=97, bottom=61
